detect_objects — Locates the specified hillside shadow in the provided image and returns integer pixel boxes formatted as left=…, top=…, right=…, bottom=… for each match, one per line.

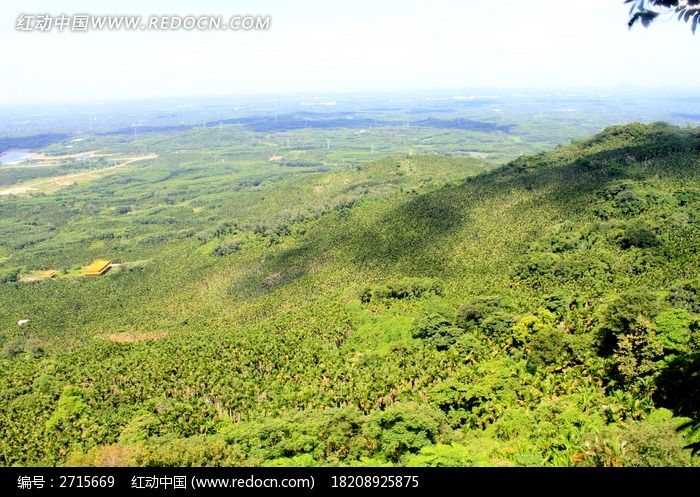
left=654, top=352, right=700, bottom=455
left=347, top=187, right=467, bottom=272
left=230, top=123, right=699, bottom=297
left=337, top=123, right=699, bottom=274
left=228, top=240, right=321, bottom=299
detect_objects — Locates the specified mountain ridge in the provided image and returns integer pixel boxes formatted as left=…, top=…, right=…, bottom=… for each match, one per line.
left=1, top=122, right=699, bottom=466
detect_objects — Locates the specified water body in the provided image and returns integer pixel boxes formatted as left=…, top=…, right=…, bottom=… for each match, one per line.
left=0, top=149, right=32, bottom=165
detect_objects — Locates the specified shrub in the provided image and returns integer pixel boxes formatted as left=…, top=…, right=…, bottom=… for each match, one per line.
left=621, top=409, right=697, bottom=467
left=2, top=338, right=25, bottom=359
left=24, top=339, right=47, bottom=359
left=45, top=386, right=89, bottom=432
left=516, top=252, right=558, bottom=280
left=572, top=430, right=627, bottom=467
left=411, top=313, right=464, bottom=351
left=456, top=296, right=512, bottom=339
left=428, top=380, right=478, bottom=416
left=674, top=189, right=699, bottom=207
left=654, top=308, right=693, bottom=355
left=617, top=224, right=659, bottom=249
left=449, top=332, right=489, bottom=364
left=653, top=352, right=700, bottom=439
left=195, top=230, right=214, bottom=244
left=596, top=291, right=664, bottom=388
left=611, top=316, right=663, bottom=387
left=549, top=230, right=583, bottom=253
left=597, top=290, right=660, bottom=356
left=402, top=443, right=491, bottom=467
left=0, top=268, right=20, bottom=284
left=428, top=362, right=519, bottom=430
left=364, top=403, right=448, bottom=462
left=212, top=238, right=241, bottom=256
left=614, top=189, right=644, bottom=215
left=511, top=308, right=556, bottom=348
left=457, top=296, right=502, bottom=329
left=668, top=280, right=700, bottom=313
left=528, top=328, right=568, bottom=369
left=361, top=278, right=444, bottom=303
left=542, top=293, right=570, bottom=315
left=691, top=319, right=700, bottom=351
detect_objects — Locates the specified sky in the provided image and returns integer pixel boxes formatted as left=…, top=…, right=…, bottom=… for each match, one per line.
left=0, top=0, right=697, bottom=105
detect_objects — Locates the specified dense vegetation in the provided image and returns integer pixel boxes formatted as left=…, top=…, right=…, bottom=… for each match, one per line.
left=0, top=122, right=699, bottom=467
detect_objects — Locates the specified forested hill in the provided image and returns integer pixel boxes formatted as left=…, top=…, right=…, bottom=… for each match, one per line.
left=1, top=122, right=699, bottom=466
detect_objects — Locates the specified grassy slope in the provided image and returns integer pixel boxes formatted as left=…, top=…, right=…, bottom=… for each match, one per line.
left=1, top=123, right=699, bottom=466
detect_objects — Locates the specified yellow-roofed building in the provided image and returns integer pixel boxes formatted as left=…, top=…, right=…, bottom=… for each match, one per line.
left=83, top=259, right=112, bottom=276
left=19, top=269, right=58, bottom=283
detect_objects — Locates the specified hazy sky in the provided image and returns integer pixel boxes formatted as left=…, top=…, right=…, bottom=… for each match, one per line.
left=0, top=0, right=697, bottom=105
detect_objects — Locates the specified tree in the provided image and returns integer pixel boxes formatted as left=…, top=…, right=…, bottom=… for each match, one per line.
left=626, top=1, right=700, bottom=33
left=411, top=313, right=464, bottom=350
left=612, top=316, right=663, bottom=387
